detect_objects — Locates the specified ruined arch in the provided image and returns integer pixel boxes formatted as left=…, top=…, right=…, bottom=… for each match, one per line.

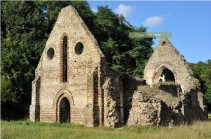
left=162, top=68, right=175, bottom=82
left=152, top=64, right=176, bottom=84
left=53, top=89, right=74, bottom=122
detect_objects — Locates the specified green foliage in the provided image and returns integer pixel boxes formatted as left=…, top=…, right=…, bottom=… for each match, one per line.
left=1, top=1, right=47, bottom=119
left=205, top=85, right=211, bottom=104
left=190, top=60, right=211, bottom=106
left=1, top=1, right=153, bottom=119
left=193, top=79, right=201, bottom=90
left=94, top=6, right=153, bottom=77
left=36, top=1, right=96, bottom=35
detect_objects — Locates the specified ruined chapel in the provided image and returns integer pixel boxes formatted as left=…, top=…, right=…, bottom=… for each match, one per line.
left=30, top=6, right=208, bottom=127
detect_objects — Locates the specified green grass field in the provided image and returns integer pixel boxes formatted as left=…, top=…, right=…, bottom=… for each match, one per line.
left=1, top=114, right=211, bottom=139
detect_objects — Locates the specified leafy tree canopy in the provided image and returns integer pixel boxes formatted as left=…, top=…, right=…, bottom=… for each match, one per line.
left=1, top=1, right=47, bottom=119
left=190, top=60, right=211, bottom=108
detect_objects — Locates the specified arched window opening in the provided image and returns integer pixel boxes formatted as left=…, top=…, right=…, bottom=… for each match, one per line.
left=159, top=68, right=175, bottom=83
left=59, top=97, right=70, bottom=123
left=62, top=36, right=67, bottom=82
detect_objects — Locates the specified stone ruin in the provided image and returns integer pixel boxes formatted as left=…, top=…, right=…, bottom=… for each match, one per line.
left=29, top=6, right=208, bottom=127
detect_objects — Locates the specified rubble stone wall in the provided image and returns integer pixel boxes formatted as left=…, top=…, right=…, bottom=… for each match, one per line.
left=103, top=72, right=123, bottom=127
left=119, top=73, right=146, bottom=123
left=127, top=84, right=183, bottom=126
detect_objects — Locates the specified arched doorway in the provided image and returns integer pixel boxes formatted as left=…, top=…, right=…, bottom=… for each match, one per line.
left=159, top=68, right=175, bottom=83
left=59, top=97, right=70, bottom=123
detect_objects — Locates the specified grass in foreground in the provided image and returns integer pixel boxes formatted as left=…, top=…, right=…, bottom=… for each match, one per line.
left=1, top=119, right=211, bottom=139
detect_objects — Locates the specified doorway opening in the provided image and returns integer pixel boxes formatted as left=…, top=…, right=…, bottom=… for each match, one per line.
left=159, top=68, right=175, bottom=83
left=59, top=97, right=70, bottom=123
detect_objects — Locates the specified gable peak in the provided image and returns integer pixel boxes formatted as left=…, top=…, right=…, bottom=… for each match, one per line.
left=158, top=37, right=173, bottom=47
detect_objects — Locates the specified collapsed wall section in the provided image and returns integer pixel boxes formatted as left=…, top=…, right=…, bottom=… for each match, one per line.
left=103, top=70, right=123, bottom=127
left=127, top=84, right=184, bottom=126
left=119, top=73, right=146, bottom=124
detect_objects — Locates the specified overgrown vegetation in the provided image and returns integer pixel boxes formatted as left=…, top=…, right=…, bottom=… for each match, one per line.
left=1, top=120, right=211, bottom=139
left=190, top=60, right=211, bottom=110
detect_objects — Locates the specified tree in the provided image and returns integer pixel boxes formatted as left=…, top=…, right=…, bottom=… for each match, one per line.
left=36, top=1, right=96, bottom=35
left=190, top=60, right=211, bottom=110
left=94, top=6, right=153, bottom=77
left=1, top=1, right=47, bottom=119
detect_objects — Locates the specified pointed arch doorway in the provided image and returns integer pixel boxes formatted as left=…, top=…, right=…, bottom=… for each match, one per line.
left=59, top=97, right=70, bottom=123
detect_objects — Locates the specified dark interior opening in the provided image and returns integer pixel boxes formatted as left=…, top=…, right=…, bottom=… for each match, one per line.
left=59, top=97, right=70, bottom=123
left=47, top=48, right=54, bottom=59
left=162, top=41, right=166, bottom=46
left=161, top=68, right=175, bottom=82
left=63, top=36, right=67, bottom=82
left=75, top=42, right=84, bottom=55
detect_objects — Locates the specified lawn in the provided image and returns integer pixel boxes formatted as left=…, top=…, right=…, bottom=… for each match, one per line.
left=1, top=115, right=211, bottom=139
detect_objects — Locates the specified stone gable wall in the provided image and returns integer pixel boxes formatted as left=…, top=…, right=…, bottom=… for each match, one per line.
left=144, top=37, right=197, bottom=93
left=30, top=6, right=105, bottom=126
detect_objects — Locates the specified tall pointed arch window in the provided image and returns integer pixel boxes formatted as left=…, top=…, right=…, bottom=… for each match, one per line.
left=62, top=36, right=68, bottom=82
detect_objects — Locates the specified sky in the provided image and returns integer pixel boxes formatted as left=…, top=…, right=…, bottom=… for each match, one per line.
left=88, top=1, right=211, bottom=63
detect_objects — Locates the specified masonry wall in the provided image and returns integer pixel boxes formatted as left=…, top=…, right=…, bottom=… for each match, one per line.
left=119, top=73, right=146, bottom=123
left=143, top=37, right=208, bottom=123
left=30, top=6, right=105, bottom=126
left=102, top=70, right=124, bottom=127
left=144, top=37, right=197, bottom=93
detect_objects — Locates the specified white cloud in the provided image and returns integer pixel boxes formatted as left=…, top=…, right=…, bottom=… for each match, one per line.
left=115, top=4, right=135, bottom=17
left=143, top=16, right=164, bottom=27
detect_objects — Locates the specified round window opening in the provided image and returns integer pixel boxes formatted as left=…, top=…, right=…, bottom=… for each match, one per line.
left=75, top=42, right=84, bottom=55
left=47, top=48, right=54, bottom=59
